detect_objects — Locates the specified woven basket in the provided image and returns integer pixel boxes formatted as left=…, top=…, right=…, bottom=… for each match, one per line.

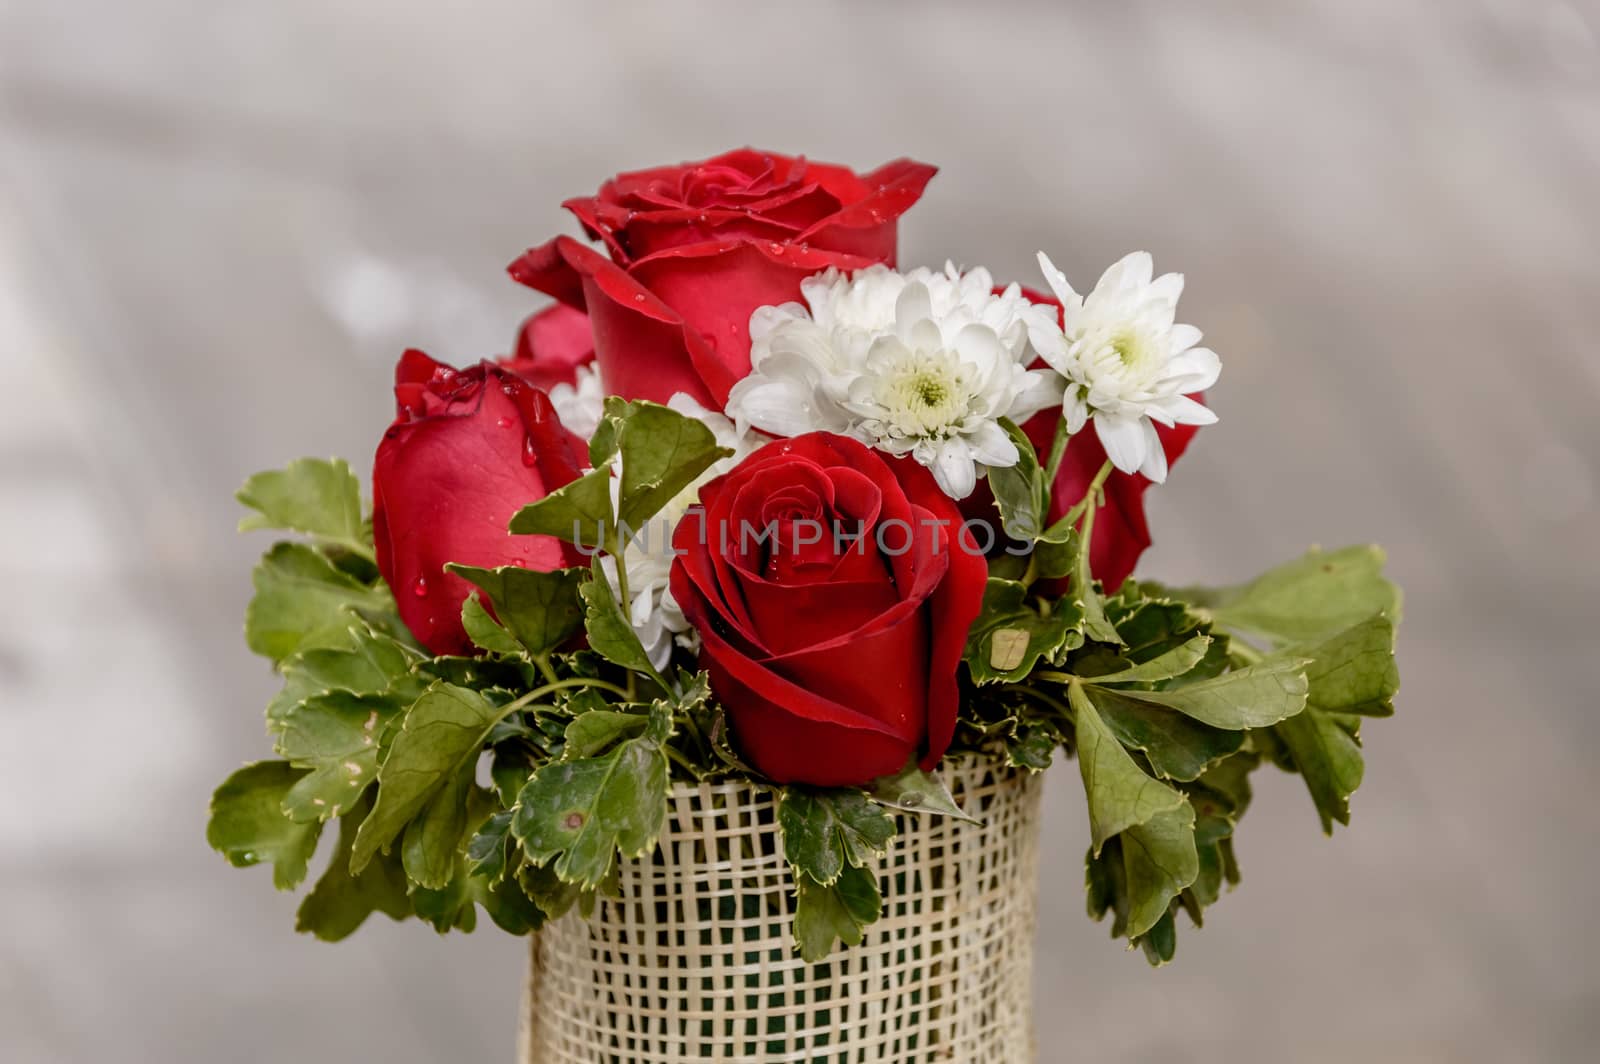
left=518, top=756, right=1043, bottom=1063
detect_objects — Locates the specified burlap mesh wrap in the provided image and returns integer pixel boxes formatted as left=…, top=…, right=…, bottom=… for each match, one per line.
left=518, top=756, right=1042, bottom=1063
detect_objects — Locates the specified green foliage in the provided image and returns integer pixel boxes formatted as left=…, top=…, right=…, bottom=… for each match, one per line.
left=779, top=790, right=896, bottom=886
left=1183, top=545, right=1401, bottom=645
left=578, top=559, right=658, bottom=676
left=507, top=466, right=614, bottom=546
left=237, top=458, right=367, bottom=555
left=964, top=578, right=1083, bottom=683
left=447, top=564, right=587, bottom=657
left=868, top=759, right=981, bottom=822
left=207, top=761, right=324, bottom=890
left=296, top=792, right=411, bottom=941
left=511, top=733, right=670, bottom=890
left=985, top=419, right=1058, bottom=543
left=793, top=865, right=882, bottom=962
left=590, top=397, right=731, bottom=532
left=276, top=690, right=402, bottom=821
left=459, top=593, right=523, bottom=656
left=245, top=543, right=392, bottom=662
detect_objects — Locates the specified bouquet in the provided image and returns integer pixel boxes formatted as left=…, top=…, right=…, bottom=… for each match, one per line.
left=209, top=148, right=1401, bottom=978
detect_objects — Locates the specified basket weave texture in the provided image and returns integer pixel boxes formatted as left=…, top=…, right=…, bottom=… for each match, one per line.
left=518, top=757, right=1043, bottom=1063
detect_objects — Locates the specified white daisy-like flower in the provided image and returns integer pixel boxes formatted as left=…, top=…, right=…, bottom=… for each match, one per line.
left=1030, top=251, right=1220, bottom=483
left=603, top=393, right=768, bottom=669
left=546, top=361, right=606, bottom=440
left=726, top=263, right=1062, bottom=499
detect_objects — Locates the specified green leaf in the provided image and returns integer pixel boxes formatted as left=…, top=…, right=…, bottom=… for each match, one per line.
left=867, top=759, right=982, bottom=823
left=448, top=565, right=586, bottom=657
left=350, top=683, right=504, bottom=874
left=507, top=465, right=614, bottom=548
left=986, top=419, right=1051, bottom=542
left=964, top=578, right=1084, bottom=683
left=1120, top=802, right=1199, bottom=938
left=207, top=761, right=324, bottom=890
left=1296, top=614, right=1399, bottom=716
left=593, top=398, right=731, bottom=531
left=466, top=810, right=517, bottom=885
left=793, top=865, right=881, bottom=962
left=459, top=593, right=523, bottom=656
left=511, top=737, right=669, bottom=890
left=1065, top=530, right=1122, bottom=645
left=1068, top=682, right=1185, bottom=854
left=779, top=790, right=897, bottom=886
left=401, top=767, right=478, bottom=890
left=295, top=792, right=412, bottom=941
left=562, top=709, right=649, bottom=761
left=1083, top=686, right=1246, bottom=782
left=1137, top=909, right=1178, bottom=966
left=1005, top=726, right=1058, bottom=772
left=237, top=458, right=366, bottom=552
left=1275, top=706, right=1365, bottom=832
left=277, top=690, right=402, bottom=821
left=1110, top=658, right=1310, bottom=729
left=517, top=861, right=587, bottom=922
left=245, top=543, right=391, bottom=663
left=1188, top=545, right=1401, bottom=645
left=578, top=560, right=657, bottom=675
left=1080, top=634, right=1213, bottom=685
left=265, top=620, right=415, bottom=732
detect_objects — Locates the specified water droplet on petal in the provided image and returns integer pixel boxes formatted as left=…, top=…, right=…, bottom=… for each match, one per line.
left=412, top=576, right=429, bottom=597
left=633, top=293, right=646, bottom=303
left=497, top=416, right=514, bottom=429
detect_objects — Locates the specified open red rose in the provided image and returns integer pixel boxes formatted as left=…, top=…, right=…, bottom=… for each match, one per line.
left=373, top=350, right=584, bottom=656
left=509, top=148, right=937, bottom=409
left=670, top=433, right=987, bottom=786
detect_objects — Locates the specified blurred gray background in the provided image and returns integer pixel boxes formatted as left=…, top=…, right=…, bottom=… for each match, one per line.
left=2, top=1, right=1597, bottom=1061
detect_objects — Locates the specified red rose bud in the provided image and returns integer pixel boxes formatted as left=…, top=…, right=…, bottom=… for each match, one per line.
left=499, top=303, right=594, bottom=393
left=509, top=148, right=937, bottom=409
left=372, top=350, right=584, bottom=656
left=670, top=433, right=987, bottom=786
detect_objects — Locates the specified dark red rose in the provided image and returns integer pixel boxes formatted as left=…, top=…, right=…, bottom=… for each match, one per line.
left=509, top=148, right=937, bottom=409
left=373, top=350, right=584, bottom=656
left=499, top=303, right=594, bottom=392
left=670, top=433, right=987, bottom=786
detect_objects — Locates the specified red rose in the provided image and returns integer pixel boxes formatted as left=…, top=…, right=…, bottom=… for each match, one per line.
left=509, top=148, right=937, bottom=409
left=373, top=350, right=584, bottom=656
left=499, top=303, right=594, bottom=392
left=670, top=433, right=987, bottom=786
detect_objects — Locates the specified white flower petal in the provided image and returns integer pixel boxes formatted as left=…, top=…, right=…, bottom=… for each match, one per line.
left=931, top=439, right=979, bottom=499
left=1154, top=393, right=1218, bottom=426
left=1094, top=251, right=1153, bottom=299
left=1007, top=370, right=1066, bottom=423
left=1164, top=346, right=1221, bottom=392
left=1035, top=251, right=1081, bottom=309
left=1168, top=323, right=1203, bottom=355
left=1063, top=392, right=1090, bottom=434
left=1095, top=414, right=1150, bottom=475
left=968, top=419, right=1020, bottom=467
left=1137, top=420, right=1169, bottom=483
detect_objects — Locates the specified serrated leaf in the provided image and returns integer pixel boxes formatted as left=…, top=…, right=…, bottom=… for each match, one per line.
left=511, top=737, right=668, bottom=890
left=466, top=810, right=516, bottom=885
left=507, top=465, right=614, bottom=548
left=1005, top=727, right=1058, bottom=771
left=562, top=709, right=649, bottom=761
left=1294, top=614, right=1399, bottom=716
left=793, top=865, right=881, bottom=962
left=1189, top=545, right=1401, bottom=645
left=246, top=543, right=391, bottom=663
left=477, top=877, right=547, bottom=936
left=867, top=759, right=982, bottom=822
left=401, top=767, right=478, bottom=890
left=1083, top=686, right=1245, bottom=782
left=1080, top=634, right=1213, bottom=685
left=1110, top=658, right=1310, bottom=729
left=265, top=620, right=415, bottom=732
left=1137, top=909, right=1178, bottom=966
left=1064, top=530, right=1122, bottom=645
left=207, top=761, right=323, bottom=889
left=779, top=790, right=897, bottom=885
left=578, top=560, right=657, bottom=675
left=448, top=564, right=586, bottom=657
left=963, top=578, right=1083, bottom=683
left=277, top=690, right=401, bottom=820
left=1121, top=801, right=1199, bottom=939
left=350, top=683, right=504, bottom=874
left=1275, top=706, right=1364, bottom=832
left=460, top=593, right=523, bottom=656
left=295, top=792, right=412, bottom=941
left=1068, top=682, right=1186, bottom=854
left=237, top=458, right=366, bottom=551
left=593, top=398, right=731, bottom=531
left=517, top=861, right=587, bottom=922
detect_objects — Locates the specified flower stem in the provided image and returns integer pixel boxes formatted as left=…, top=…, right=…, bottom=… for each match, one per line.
left=1042, top=415, right=1071, bottom=487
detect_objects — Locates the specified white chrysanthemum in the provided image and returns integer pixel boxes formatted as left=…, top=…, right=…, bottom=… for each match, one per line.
left=726, top=263, right=1062, bottom=499
left=603, top=394, right=768, bottom=669
left=1030, top=251, right=1220, bottom=483
left=547, top=362, right=606, bottom=440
